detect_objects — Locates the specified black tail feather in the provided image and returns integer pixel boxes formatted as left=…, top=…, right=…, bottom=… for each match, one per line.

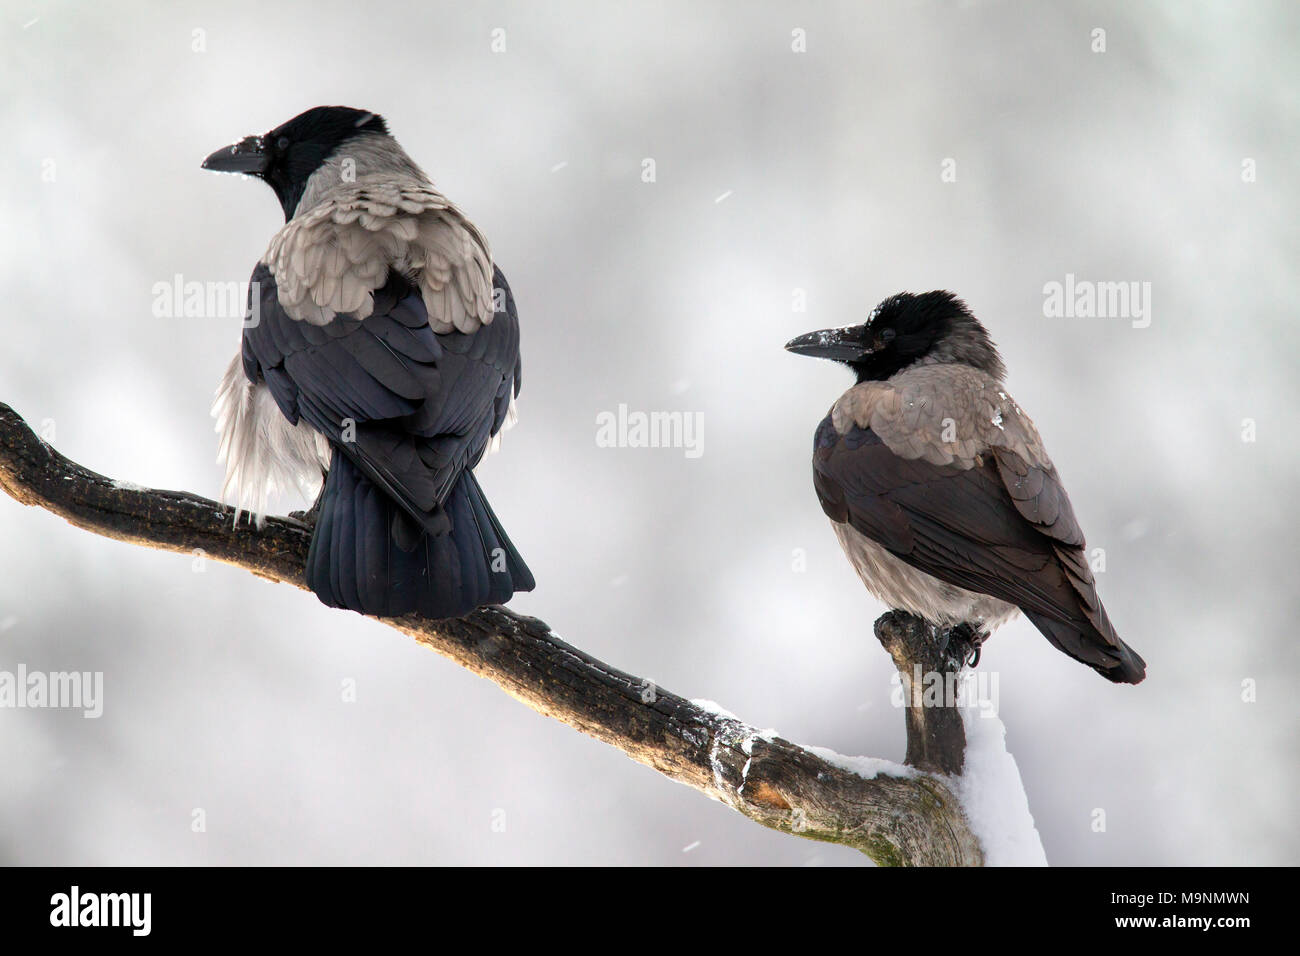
left=306, top=452, right=534, bottom=619
left=1023, top=610, right=1146, bottom=684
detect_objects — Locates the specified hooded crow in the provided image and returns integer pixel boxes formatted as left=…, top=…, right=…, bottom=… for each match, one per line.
left=786, top=291, right=1145, bottom=683
left=205, top=105, right=534, bottom=619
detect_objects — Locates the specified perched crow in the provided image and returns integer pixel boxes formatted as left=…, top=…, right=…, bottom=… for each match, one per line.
left=786, top=291, right=1145, bottom=683
left=205, top=105, right=534, bottom=619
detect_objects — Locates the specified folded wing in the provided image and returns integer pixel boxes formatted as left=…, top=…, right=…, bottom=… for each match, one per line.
left=815, top=366, right=1144, bottom=682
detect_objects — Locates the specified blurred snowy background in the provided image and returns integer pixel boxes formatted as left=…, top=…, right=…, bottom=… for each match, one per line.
left=1, top=0, right=1296, bottom=865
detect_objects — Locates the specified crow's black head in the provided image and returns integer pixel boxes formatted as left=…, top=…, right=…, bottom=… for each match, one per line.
left=202, top=106, right=389, bottom=220
left=785, top=291, right=1006, bottom=383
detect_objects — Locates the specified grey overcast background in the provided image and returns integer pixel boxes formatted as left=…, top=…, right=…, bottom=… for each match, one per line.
left=1, top=0, right=1296, bottom=866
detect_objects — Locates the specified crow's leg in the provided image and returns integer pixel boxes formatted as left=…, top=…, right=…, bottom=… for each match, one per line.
left=287, top=479, right=328, bottom=530
left=938, top=622, right=989, bottom=669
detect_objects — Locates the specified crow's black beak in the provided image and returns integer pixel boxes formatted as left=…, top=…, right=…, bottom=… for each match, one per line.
left=784, top=327, right=871, bottom=362
left=201, top=135, right=270, bottom=174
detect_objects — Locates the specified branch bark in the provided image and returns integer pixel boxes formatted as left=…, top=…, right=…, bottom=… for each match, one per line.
left=0, top=402, right=983, bottom=866
left=874, top=611, right=970, bottom=775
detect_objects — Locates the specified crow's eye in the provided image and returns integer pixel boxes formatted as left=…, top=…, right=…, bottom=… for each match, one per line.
left=877, top=328, right=897, bottom=347
left=276, top=137, right=290, bottom=151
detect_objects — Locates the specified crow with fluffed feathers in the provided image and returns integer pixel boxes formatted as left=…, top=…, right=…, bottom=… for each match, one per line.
left=204, top=105, right=534, bottom=619
left=786, top=291, right=1145, bottom=683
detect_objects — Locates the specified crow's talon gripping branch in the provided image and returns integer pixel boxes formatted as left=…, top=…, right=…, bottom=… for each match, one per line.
left=938, top=622, right=988, bottom=670
left=286, top=505, right=318, bottom=530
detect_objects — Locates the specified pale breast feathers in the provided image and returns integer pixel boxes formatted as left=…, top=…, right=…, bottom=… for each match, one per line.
left=211, top=352, right=331, bottom=524
left=261, top=177, right=495, bottom=334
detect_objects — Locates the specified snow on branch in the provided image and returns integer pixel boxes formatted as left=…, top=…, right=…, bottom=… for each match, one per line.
left=0, top=401, right=986, bottom=866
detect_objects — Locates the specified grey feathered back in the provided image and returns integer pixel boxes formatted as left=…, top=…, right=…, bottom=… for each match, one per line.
left=263, top=133, right=495, bottom=333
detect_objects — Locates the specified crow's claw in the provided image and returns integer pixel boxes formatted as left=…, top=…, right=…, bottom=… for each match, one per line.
left=284, top=511, right=315, bottom=531
left=938, top=622, right=987, bottom=669
left=286, top=482, right=327, bottom=530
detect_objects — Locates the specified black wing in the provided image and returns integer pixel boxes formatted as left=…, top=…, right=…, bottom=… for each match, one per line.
left=813, top=416, right=1144, bottom=680
left=241, top=262, right=522, bottom=533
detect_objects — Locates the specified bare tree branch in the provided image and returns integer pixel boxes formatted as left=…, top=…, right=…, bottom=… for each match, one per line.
left=0, top=401, right=983, bottom=866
